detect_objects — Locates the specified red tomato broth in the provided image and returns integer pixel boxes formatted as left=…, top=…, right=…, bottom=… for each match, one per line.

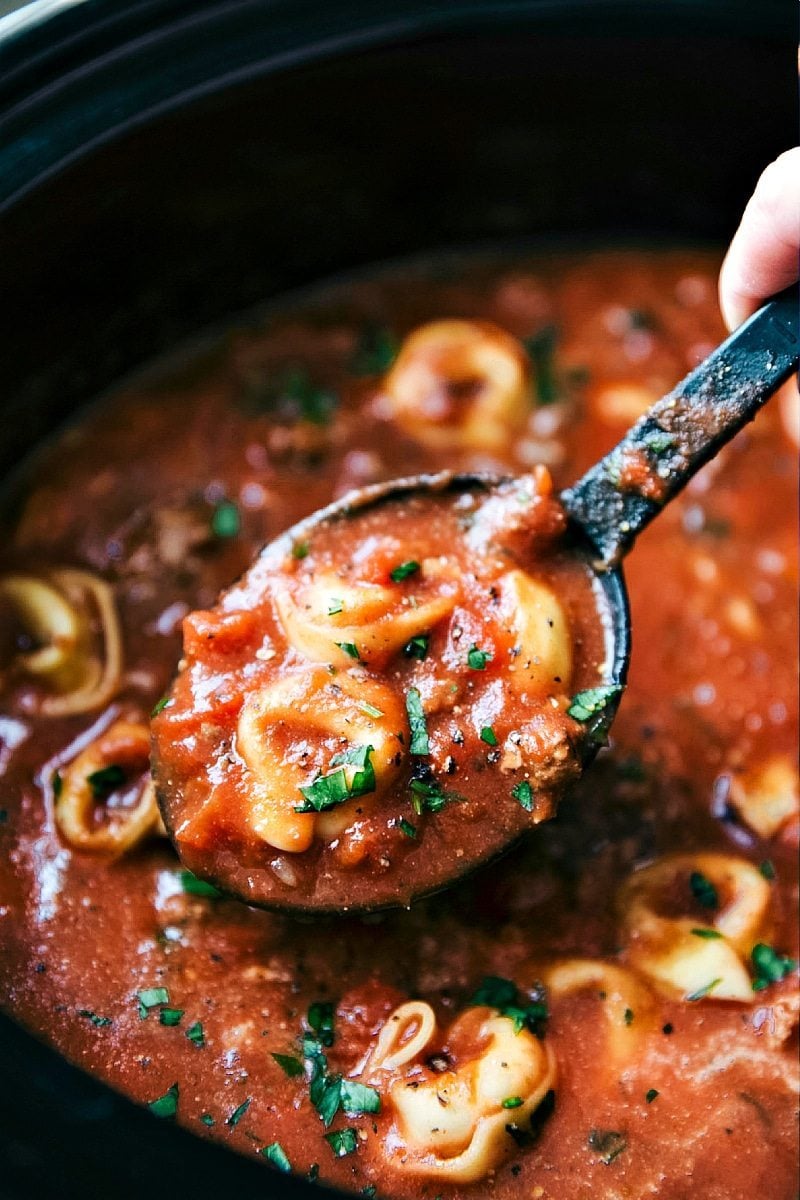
left=0, top=248, right=797, bottom=1198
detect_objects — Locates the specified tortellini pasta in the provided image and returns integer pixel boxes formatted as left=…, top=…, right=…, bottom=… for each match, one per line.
left=729, top=755, right=799, bottom=840
left=618, top=853, right=772, bottom=1002
left=236, top=667, right=406, bottom=852
left=0, top=569, right=123, bottom=716
left=55, top=719, right=163, bottom=854
left=498, top=568, right=572, bottom=695
left=542, top=959, right=657, bottom=1067
left=360, top=1000, right=556, bottom=1183
left=382, top=319, right=531, bottom=452
left=276, top=568, right=458, bottom=671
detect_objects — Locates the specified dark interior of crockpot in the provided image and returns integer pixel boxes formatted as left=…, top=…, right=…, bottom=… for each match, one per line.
left=0, top=7, right=794, bottom=1198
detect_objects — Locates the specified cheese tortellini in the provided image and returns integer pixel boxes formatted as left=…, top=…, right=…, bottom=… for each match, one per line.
left=618, top=853, right=772, bottom=1002
left=276, top=568, right=458, bottom=671
left=236, top=667, right=406, bottom=852
left=361, top=1000, right=556, bottom=1183
left=55, top=718, right=163, bottom=854
left=729, top=755, right=799, bottom=840
left=382, top=319, right=531, bottom=452
left=542, top=959, right=657, bottom=1067
left=0, top=568, right=123, bottom=716
left=498, top=568, right=572, bottom=695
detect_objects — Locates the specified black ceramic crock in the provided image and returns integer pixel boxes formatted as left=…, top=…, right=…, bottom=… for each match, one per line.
left=0, top=2, right=795, bottom=1196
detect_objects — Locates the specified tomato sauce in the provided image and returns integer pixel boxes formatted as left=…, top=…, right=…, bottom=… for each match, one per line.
left=0, top=249, right=797, bottom=1198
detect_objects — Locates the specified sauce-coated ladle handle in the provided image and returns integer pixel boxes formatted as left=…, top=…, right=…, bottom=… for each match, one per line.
left=561, top=287, right=799, bottom=565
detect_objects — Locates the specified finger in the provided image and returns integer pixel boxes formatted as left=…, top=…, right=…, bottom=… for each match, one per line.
left=718, top=147, right=800, bottom=331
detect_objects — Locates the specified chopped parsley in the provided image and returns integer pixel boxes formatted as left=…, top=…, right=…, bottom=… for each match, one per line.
left=272, top=1052, right=304, bottom=1077
left=336, top=641, right=360, bottom=660
left=588, top=1129, right=627, bottom=1164
left=211, top=500, right=241, bottom=539
left=262, top=1142, right=292, bottom=1173
left=137, top=987, right=170, bottom=1019
left=480, top=725, right=498, bottom=746
left=86, top=764, right=126, bottom=799
left=524, top=325, right=559, bottom=406
left=398, top=818, right=417, bottom=839
left=52, top=770, right=63, bottom=799
left=686, top=978, right=722, bottom=1002
left=351, top=325, right=398, bottom=376
left=469, top=976, right=548, bottom=1036
left=691, top=928, right=722, bottom=940
left=180, top=869, right=222, bottom=898
left=502, top=1096, right=524, bottom=1109
left=186, top=1021, right=205, bottom=1048
left=341, top=1080, right=381, bottom=1116
left=689, top=870, right=719, bottom=910
left=567, top=685, right=622, bottom=723
left=405, top=688, right=430, bottom=755
left=409, top=776, right=449, bottom=814
left=200, top=1113, right=214, bottom=1126
left=150, top=696, right=171, bottom=717
left=77, top=1009, right=112, bottom=1028
left=645, top=1088, right=659, bottom=1104
left=643, top=430, right=675, bottom=455
left=466, top=645, right=492, bottom=671
left=148, top=1083, right=179, bottom=1119
left=751, top=943, right=797, bottom=992
left=226, top=1098, right=251, bottom=1128
left=759, top=860, right=776, bottom=881
left=327, top=598, right=344, bottom=615
left=512, top=781, right=533, bottom=812
left=325, top=1128, right=359, bottom=1158
left=297, top=744, right=376, bottom=813
left=159, top=1007, right=184, bottom=1027
left=403, top=633, right=429, bottom=660
left=358, top=701, right=384, bottom=719
left=307, top=1000, right=336, bottom=1048
left=292, top=540, right=310, bottom=560
left=390, top=560, right=420, bottom=582
left=623, top=1008, right=634, bottom=1026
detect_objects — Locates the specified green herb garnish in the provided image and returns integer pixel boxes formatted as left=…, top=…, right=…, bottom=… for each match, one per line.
left=691, top=928, right=722, bottom=940
left=409, top=776, right=449, bottom=813
left=466, top=645, right=492, bottom=671
left=336, top=641, right=360, bottom=660
left=645, top=1088, right=659, bottom=1104
left=689, top=870, right=718, bottom=910
left=200, top=1113, right=214, bottom=1126
left=524, top=325, right=559, bottom=406
left=186, top=1021, right=205, bottom=1048
left=52, top=770, right=63, bottom=798
left=297, top=744, right=376, bottom=813
left=502, top=1096, right=524, bottom=1109
left=686, top=978, right=722, bottom=1002
left=150, top=696, right=171, bottom=717
left=148, top=1083, right=179, bottom=1119
left=469, top=976, right=548, bottom=1036
left=480, top=725, right=498, bottom=746
left=180, top=870, right=222, bottom=898
left=403, top=633, right=429, bottom=660
left=390, top=560, right=420, bottom=583
left=226, top=1098, right=251, bottom=1128
left=325, top=1128, right=359, bottom=1158
left=512, top=781, right=533, bottom=811
left=624, top=1008, right=634, bottom=1026
left=398, top=818, right=417, bottom=839
left=77, top=1009, right=112, bottom=1028
left=340, top=1080, right=381, bottom=1116
left=358, top=701, right=384, bottom=719
left=262, top=1142, right=292, bottom=1172
left=292, top=540, right=310, bottom=560
left=759, top=860, right=776, bottom=881
left=327, top=598, right=344, bottom=615
left=159, top=1007, right=184, bottom=1027
left=588, top=1129, right=627, bottom=1164
left=308, top=1001, right=336, bottom=1048
left=567, top=685, right=622, bottom=723
left=86, top=764, right=126, bottom=799
left=751, top=943, right=797, bottom=992
left=211, top=500, right=241, bottom=539
left=137, top=986, right=170, bottom=1019
left=272, top=1052, right=304, bottom=1077
left=351, top=325, right=398, bottom=376
left=405, top=688, right=430, bottom=755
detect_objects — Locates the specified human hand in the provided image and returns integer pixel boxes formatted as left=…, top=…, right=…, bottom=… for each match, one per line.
left=718, top=147, right=800, bottom=331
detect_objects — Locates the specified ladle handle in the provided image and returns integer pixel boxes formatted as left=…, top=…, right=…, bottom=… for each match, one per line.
left=561, top=287, right=799, bottom=566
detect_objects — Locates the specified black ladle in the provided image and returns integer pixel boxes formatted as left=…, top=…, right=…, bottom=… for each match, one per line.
left=159, top=289, right=798, bottom=914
